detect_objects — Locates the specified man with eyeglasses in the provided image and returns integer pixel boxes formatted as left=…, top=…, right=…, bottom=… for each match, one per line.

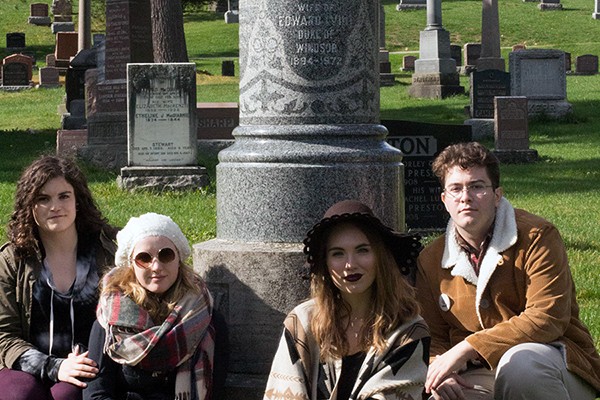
left=415, top=142, right=600, bottom=400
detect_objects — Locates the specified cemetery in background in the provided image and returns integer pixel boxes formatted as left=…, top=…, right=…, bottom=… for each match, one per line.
left=0, top=0, right=599, bottom=397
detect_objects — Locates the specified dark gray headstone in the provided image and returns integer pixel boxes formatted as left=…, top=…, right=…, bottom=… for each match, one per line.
left=463, top=43, right=481, bottom=67
left=383, top=120, right=472, bottom=231
left=470, top=69, right=510, bottom=119
left=2, top=62, right=29, bottom=86
left=222, top=60, right=235, bottom=76
left=450, top=44, right=462, bottom=66
left=402, top=55, right=417, bottom=71
left=6, top=33, right=25, bottom=50
left=575, top=54, right=598, bottom=75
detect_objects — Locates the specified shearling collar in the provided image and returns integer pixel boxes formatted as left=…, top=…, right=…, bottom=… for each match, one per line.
left=441, top=197, right=518, bottom=325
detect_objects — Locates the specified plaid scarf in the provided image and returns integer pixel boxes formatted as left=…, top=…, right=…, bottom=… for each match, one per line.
left=97, top=278, right=214, bottom=400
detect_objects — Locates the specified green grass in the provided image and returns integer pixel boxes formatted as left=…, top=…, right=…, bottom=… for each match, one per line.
left=1, top=0, right=599, bottom=351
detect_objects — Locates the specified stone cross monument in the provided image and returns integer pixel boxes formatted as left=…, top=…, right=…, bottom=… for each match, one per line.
left=408, top=0, right=464, bottom=98
left=476, top=0, right=505, bottom=71
left=194, top=0, right=405, bottom=397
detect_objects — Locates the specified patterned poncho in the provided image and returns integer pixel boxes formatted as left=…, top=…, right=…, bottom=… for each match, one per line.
left=264, top=300, right=430, bottom=400
left=97, top=273, right=214, bottom=400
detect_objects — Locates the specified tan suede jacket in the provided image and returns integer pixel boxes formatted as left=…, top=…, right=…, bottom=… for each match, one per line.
left=416, top=198, right=600, bottom=393
left=0, top=229, right=117, bottom=370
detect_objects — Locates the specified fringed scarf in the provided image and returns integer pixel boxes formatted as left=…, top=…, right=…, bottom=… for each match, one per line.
left=97, top=279, right=214, bottom=400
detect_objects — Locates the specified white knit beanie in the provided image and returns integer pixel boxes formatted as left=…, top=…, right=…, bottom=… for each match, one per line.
left=114, top=212, right=191, bottom=268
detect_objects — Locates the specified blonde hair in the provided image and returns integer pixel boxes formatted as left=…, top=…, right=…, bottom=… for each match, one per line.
left=102, top=261, right=201, bottom=323
left=309, top=221, right=420, bottom=360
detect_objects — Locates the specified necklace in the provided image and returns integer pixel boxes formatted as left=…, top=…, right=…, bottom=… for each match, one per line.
left=349, top=316, right=364, bottom=339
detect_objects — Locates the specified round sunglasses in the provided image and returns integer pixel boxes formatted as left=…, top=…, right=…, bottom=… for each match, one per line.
left=133, top=247, right=177, bottom=268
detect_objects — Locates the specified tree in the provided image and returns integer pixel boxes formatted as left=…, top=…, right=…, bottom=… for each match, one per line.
left=150, top=0, right=189, bottom=62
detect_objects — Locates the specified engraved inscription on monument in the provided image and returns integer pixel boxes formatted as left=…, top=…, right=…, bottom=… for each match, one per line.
left=239, top=0, right=379, bottom=124
left=127, top=64, right=196, bottom=166
left=470, top=69, right=510, bottom=119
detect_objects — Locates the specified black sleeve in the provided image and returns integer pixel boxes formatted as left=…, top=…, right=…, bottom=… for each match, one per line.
left=211, top=308, right=229, bottom=400
left=83, top=320, right=120, bottom=400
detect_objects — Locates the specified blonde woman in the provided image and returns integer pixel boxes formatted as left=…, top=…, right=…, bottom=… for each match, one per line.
left=264, top=200, right=430, bottom=400
left=84, top=213, right=226, bottom=400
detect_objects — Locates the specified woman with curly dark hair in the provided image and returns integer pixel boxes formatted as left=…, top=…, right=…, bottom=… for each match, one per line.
left=264, top=200, right=430, bottom=400
left=0, top=155, right=118, bottom=400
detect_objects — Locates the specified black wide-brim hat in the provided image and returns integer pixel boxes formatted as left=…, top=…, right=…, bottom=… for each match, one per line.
left=303, top=200, right=422, bottom=277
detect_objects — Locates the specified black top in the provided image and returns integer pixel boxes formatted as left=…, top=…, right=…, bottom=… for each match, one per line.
left=336, top=351, right=367, bottom=400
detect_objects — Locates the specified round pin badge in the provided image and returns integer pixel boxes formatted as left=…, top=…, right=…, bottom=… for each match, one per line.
left=439, top=293, right=452, bottom=312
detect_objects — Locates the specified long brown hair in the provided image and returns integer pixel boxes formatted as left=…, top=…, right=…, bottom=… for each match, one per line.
left=101, top=260, right=202, bottom=323
left=8, top=155, right=114, bottom=260
left=309, top=221, right=420, bottom=360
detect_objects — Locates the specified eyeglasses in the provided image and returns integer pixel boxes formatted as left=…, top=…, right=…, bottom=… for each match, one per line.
left=443, top=183, right=494, bottom=199
left=133, top=248, right=176, bottom=268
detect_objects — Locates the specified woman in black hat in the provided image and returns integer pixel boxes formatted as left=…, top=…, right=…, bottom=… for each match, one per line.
left=263, top=200, right=430, bottom=400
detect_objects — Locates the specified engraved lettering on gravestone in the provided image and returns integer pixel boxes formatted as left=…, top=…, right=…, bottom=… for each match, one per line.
left=129, top=66, right=195, bottom=166
left=470, top=70, right=510, bottom=119
left=495, top=97, right=528, bottom=150
left=270, top=1, right=357, bottom=80
left=240, top=0, right=378, bottom=124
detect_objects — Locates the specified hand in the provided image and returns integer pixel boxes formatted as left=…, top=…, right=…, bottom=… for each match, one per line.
left=57, top=350, right=99, bottom=388
left=431, top=374, right=473, bottom=400
left=425, top=340, right=478, bottom=394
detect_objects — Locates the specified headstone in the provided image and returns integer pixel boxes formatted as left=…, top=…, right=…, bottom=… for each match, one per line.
left=3, top=54, right=33, bottom=81
left=477, top=0, right=505, bottom=71
left=450, top=44, right=462, bottom=66
left=56, top=129, right=88, bottom=157
left=463, top=43, right=481, bottom=68
left=594, top=0, right=600, bottom=19
left=81, top=0, right=154, bottom=170
left=539, top=0, right=562, bottom=10
left=565, top=52, right=571, bottom=71
left=224, top=0, right=239, bottom=23
left=126, top=63, right=197, bottom=167
left=38, top=67, right=61, bottom=87
left=195, top=0, right=402, bottom=397
left=469, top=69, right=511, bottom=119
left=2, top=62, right=29, bottom=86
left=409, top=0, right=464, bottom=98
left=575, top=54, right=599, bottom=75
left=55, top=32, right=79, bottom=70
left=51, top=22, right=75, bottom=34
left=46, top=54, right=57, bottom=67
left=197, top=102, right=238, bottom=140
left=221, top=60, right=235, bottom=76
left=6, top=33, right=26, bottom=51
left=397, top=0, right=427, bottom=10
left=512, top=44, right=527, bottom=52
left=117, top=63, right=209, bottom=191
left=509, top=49, right=572, bottom=118
left=383, top=120, right=471, bottom=231
left=492, top=96, right=538, bottom=163
left=29, top=3, right=51, bottom=25
left=51, top=0, right=73, bottom=22
left=402, top=55, right=417, bottom=71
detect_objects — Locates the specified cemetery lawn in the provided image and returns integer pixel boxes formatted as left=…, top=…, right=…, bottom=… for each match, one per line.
left=0, top=0, right=599, bottom=349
